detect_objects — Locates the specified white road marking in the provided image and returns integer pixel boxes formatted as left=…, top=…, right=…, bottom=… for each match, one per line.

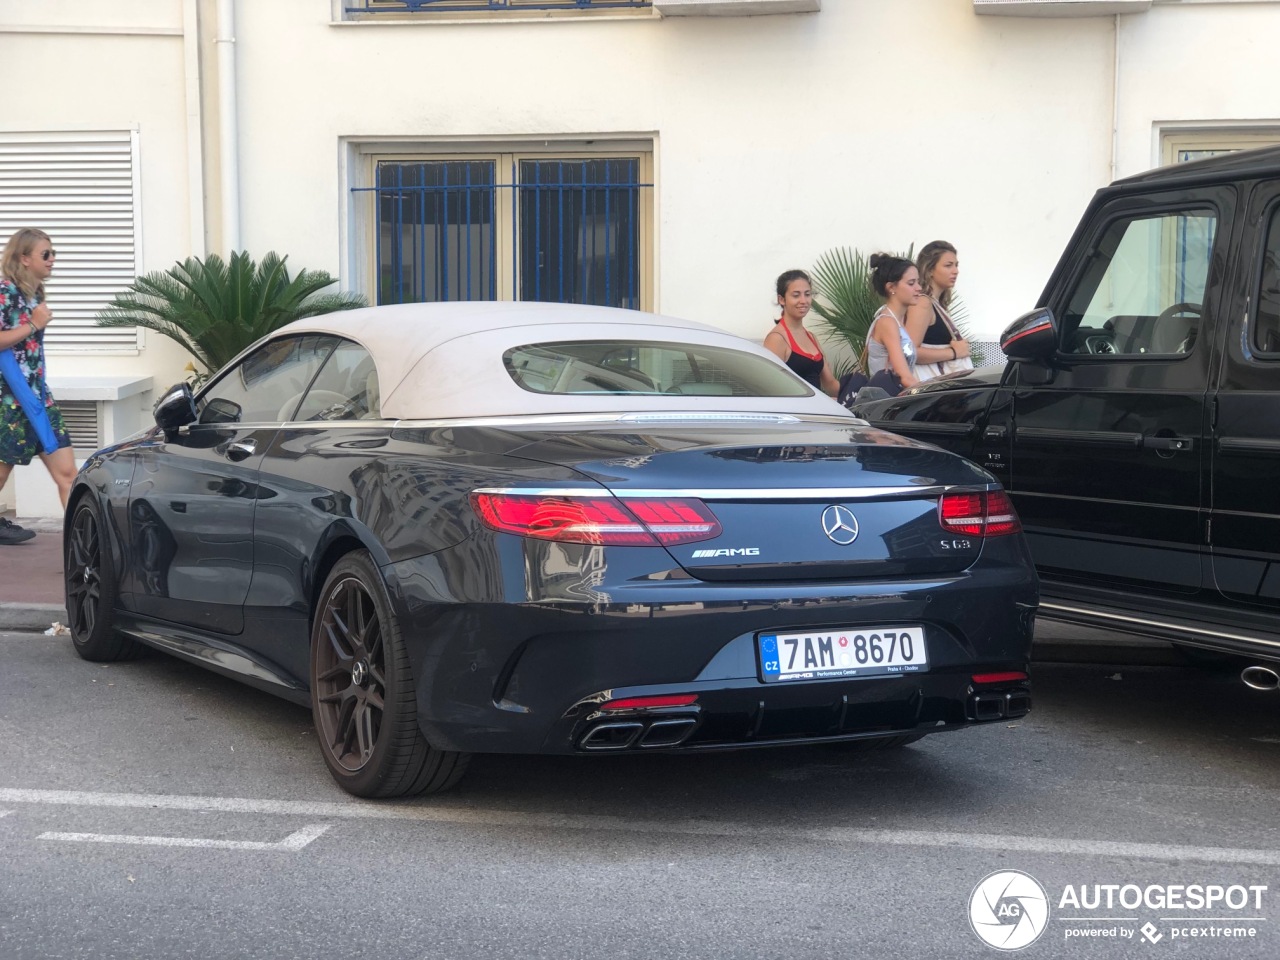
left=37, top=823, right=330, bottom=851
left=0, top=810, right=13, bottom=818
left=1, top=787, right=1276, bottom=867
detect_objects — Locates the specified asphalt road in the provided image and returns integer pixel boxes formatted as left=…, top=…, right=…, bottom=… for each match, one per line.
left=2, top=629, right=1279, bottom=960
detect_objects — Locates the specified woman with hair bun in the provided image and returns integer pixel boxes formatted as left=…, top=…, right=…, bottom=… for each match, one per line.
left=863, top=253, right=920, bottom=394
left=907, top=240, right=971, bottom=381
left=764, top=268, right=839, bottom=396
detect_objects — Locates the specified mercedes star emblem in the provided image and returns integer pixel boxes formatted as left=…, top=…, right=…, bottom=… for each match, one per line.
left=821, top=504, right=859, bottom=545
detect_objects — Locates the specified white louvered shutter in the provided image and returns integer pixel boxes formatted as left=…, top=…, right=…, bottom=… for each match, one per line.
left=58, top=400, right=102, bottom=453
left=0, top=131, right=140, bottom=352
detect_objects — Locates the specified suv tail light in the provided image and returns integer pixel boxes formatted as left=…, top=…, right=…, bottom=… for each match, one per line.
left=470, top=493, right=722, bottom=547
left=938, top=489, right=1022, bottom=537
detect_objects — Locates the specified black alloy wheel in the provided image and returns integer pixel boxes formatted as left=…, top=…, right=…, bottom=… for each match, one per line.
left=65, top=497, right=139, bottom=661
left=310, top=552, right=469, bottom=797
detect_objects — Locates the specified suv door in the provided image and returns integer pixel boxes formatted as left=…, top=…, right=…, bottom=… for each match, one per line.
left=1211, top=181, right=1280, bottom=613
left=1010, top=189, right=1232, bottom=596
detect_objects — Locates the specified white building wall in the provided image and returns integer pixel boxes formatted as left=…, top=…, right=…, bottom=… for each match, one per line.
left=234, top=0, right=1115, bottom=341
left=0, top=0, right=198, bottom=382
left=1115, top=2, right=1280, bottom=174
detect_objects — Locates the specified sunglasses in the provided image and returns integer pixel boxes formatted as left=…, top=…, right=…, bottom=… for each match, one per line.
left=41, top=249, right=57, bottom=262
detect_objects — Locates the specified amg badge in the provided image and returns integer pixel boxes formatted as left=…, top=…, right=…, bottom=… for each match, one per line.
left=691, top=547, right=760, bottom=559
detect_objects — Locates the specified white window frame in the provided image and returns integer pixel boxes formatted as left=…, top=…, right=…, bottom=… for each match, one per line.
left=1159, top=125, right=1280, bottom=167
left=0, top=129, right=143, bottom=355
left=341, top=137, right=656, bottom=311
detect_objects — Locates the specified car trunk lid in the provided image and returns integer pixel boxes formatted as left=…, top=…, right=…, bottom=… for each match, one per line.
left=504, top=420, right=991, bottom=581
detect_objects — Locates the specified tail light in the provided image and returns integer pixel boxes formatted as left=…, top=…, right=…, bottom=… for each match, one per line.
left=938, top=489, right=1022, bottom=537
left=470, top=493, right=721, bottom=546
left=972, top=671, right=1028, bottom=685
left=599, top=694, right=699, bottom=711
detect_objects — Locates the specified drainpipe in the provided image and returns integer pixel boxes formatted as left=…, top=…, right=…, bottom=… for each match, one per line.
left=216, top=0, right=240, bottom=253
left=182, top=0, right=206, bottom=256
left=1110, top=13, right=1120, bottom=182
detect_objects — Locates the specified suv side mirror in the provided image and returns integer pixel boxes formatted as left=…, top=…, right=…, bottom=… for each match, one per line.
left=154, top=382, right=197, bottom=433
left=1000, top=308, right=1058, bottom=363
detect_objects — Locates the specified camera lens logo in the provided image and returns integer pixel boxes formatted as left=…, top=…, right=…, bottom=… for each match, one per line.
left=969, top=870, right=1050, bottom=951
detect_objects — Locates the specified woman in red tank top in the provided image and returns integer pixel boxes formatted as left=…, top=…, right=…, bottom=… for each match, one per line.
left=763, top=269, right=838, bottom=396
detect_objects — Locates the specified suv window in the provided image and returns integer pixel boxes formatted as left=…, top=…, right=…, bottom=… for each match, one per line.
left=1255, top=206, right=1280, bottom=356
left=1060, top=210, right=1216, bottom=357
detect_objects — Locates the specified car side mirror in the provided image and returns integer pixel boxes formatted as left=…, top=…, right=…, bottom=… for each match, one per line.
left=1000, top=308, right=1058, bottom=363
left=153, top=382, right=197, bottom=434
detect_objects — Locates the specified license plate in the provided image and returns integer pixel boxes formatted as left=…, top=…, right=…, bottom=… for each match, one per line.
left=758, top=627, right=928, bottom=683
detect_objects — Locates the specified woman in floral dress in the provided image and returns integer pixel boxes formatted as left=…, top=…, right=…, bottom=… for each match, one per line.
left=0, top=228, right=76, bottom=544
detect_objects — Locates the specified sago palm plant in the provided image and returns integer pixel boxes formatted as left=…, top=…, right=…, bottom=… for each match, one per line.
left=808, top=247, right=883, bottom=372
left=96, top=251, right=367, bottom=375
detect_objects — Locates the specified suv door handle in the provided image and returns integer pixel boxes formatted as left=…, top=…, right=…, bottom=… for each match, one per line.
left=223, top=439, right=257, bottom=462
left=1143, top=435, right=1194, bottom=452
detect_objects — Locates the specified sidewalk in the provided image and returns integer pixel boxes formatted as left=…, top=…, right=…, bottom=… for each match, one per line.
left=0, top=516, right=68, bottom=632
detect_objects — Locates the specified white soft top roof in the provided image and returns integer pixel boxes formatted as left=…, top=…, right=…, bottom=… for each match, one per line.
left=273, top=301, right=852, bottom=421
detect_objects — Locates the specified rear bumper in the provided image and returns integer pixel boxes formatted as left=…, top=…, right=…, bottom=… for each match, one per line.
left=383, top=541, right=1038, bottom=755
left=567, top=673, right=1032, bottom=754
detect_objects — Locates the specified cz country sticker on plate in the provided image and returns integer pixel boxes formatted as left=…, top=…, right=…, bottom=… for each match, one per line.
left=758, top=627, right=927, bottom=682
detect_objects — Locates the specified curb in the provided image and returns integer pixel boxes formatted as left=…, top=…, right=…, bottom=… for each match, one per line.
left=0, top=603, right=68, bottom=633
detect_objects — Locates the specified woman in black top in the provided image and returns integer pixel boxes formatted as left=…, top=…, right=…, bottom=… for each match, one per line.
left=764, top=269, right=839, bottom=396
left=906, top=240, right=972, bottom=381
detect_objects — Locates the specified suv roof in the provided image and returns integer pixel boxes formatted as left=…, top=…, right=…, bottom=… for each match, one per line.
left=1111, top=143, right=1280, bottom=191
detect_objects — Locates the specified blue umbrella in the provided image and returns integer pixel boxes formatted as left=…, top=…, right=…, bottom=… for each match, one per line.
left=0, top=348, right=59, bottom=454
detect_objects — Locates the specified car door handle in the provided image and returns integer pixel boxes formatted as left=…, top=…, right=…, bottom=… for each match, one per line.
left=1143, top=436, right=1194, bottom=452
left=223, top=440, right=257, bottom=462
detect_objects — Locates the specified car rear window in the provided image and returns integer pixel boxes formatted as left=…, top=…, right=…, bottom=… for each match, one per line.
left=503, top=340, right=813, bottom=397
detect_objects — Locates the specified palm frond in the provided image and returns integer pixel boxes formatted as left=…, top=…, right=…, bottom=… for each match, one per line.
left=940, top=293, right=993, bottom=364
left=809, top=245, right=914, bottom=369
left=95, top=250, right=368, bottom=373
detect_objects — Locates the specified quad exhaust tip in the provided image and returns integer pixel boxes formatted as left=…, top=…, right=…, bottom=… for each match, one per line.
left=969, top=690, right=1031, bottom=722
left=579, top=717, right=699, bottom=751
left=1241, top=665, right=1280, bottom=692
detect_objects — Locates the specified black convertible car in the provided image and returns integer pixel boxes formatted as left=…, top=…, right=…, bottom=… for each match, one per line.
left=66, top=302, right=1038, bottom=797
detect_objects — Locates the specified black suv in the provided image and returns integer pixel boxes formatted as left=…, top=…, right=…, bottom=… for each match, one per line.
left=852, top=145, right=1280, bottom=674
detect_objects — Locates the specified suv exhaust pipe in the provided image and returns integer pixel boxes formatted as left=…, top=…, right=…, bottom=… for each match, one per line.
left=1241, top=665, right=1280, bottom=692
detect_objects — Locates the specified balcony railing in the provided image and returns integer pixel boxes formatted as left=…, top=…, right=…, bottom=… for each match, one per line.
left=346, top=0, right=652, bottom=15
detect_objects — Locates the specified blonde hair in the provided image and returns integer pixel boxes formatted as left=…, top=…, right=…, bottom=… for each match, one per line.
left=1, top=228, right=52, bottom=301
left=916, top=240, right=957, bottom=310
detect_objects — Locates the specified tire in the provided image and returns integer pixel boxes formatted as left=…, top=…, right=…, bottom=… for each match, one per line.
left=65, top=497, right=141, bottom=662
left=310, top=552, right=470, bottom=798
